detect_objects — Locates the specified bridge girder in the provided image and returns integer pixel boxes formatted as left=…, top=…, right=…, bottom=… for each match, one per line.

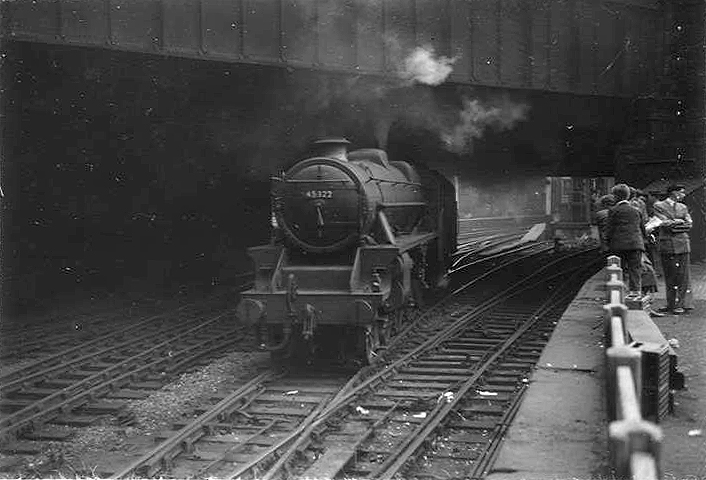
left=2, top=0, right=663, bottom=98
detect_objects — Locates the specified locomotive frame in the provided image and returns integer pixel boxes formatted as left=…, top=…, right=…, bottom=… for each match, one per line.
left=237, top=138, right=456, bottom=364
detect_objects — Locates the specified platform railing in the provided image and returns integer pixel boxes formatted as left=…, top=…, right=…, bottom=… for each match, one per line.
left=603, top=255, right=663, bottom=479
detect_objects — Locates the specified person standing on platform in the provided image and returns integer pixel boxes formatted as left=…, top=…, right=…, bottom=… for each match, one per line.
left=606, top=184, right=646, bottom=296
left=630, top=187, right=649, bottom=219
left=632, top=189, right=663, bottom=317
left=595, top=194, right=616, bottom=253
left=640, top=190, right=663, bottom=276
left=653, top=184, right=693, bottom=315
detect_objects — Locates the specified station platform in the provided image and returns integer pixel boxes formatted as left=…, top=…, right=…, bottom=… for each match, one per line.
left=486, top=261, right=706, bottom=480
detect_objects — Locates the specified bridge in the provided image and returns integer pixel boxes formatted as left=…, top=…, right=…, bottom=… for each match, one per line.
left=2, top=0, right=662, bottom=98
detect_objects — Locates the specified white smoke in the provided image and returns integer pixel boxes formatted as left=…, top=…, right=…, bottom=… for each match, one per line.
left=441, top=97, right=529, bottom=154
left=398, top=46, right=456, bottom=86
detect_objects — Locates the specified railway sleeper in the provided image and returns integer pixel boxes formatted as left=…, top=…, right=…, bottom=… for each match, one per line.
left=413, top=460, right=477, bottom=479
left=342, top=461, right=381, bottom=477
left=183, top=446, right=226, bottom=462
left=480, top=322, right=519, bottom=331
left=0, top=399, right=35, bottom=412
left=352, top=398, right=399, bottom=410
left=445, top=339, right=502, bottom=347
left=128, top=380, right=165, bottom=390
left=425, top=442, right=483, bottom=460
left=58, top=371, right=91, bottom=381
left=3, top=385, right=56, bottom=400
left=77, top=399, right=127, bottom=415
left=488, top=370, right=525, bottom=378
left=447, top=417, right=499, bottom=430
left=375, top=388, right=444, bottom=400
left=457, top=403, right=507, bottom=416
left=299, top=442, right=361, bottom=480
left=255, top=392, right=328, bottom=403
left=507, top=354, right=542, bottom=363
left=347, top=410, right=426, bottom=424
left=438, top=430, right=494, bottom=444
left=0, top=440, right=44, bottom=455
left=266, top=384, right=344, bottom=394
left=468, top=391, right=512, bottom=402
left=21, top=425, right=73, bottom=441
left=48, top=413, right=97, bottom=427
left=106, top=388, right=150, bottom=400
left=387, top=380, right=455, bottom=389
left=0, top=455, right=25, bottom=473
left=484, top=375, right=524, bottom=386
left=393, top=373, right=468, bottom=382
left=498, top=361, right=536, bottom=369
left=78, top=361, right=116, bottom=372
left=423, top=352, right=474, bottom=361
left=398, top=366, right=473, bottom=375
left=200, top=424, right=264, bottom=441
left=476, top=383, right=517, bottom=393
left=437, top=349, right=485, bottom=361
left=245, top=404, right=315, bottom=417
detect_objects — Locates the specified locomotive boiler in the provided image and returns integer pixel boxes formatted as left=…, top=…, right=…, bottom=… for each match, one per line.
left=237, top=138, right=456, bottom=363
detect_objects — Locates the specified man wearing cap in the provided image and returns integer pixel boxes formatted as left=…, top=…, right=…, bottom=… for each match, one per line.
left=653, top=184, right=693, bottom=315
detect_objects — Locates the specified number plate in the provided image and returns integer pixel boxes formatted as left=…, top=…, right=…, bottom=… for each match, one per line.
left=304, top=190, right=333, bottom=199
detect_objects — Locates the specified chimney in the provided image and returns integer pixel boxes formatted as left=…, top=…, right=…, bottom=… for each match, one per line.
left=313, top=137, right=351, bottom=161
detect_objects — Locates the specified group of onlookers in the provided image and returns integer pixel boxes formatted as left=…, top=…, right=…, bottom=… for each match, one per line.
left=596, top=183, right=693, bottom=316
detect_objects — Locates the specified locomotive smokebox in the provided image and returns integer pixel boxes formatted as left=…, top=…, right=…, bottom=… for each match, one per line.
left=313, top=137, right=351, bottom=160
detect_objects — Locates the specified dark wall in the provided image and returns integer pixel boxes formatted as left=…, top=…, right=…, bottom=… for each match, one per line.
left=1, top=42, right=279, bottom=309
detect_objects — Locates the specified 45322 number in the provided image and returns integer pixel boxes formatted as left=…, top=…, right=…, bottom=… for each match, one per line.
left=305, top=190, right=333, bottom=199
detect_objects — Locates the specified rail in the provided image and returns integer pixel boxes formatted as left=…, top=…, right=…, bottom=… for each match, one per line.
left=603, top=255, right=663, bottom=479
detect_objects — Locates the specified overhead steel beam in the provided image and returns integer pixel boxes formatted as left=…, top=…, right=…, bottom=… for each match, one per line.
left=1, top=0, right=663, bottom=98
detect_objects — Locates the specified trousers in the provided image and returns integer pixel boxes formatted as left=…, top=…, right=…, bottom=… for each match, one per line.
left=615, top=249, right=643, bottom=294
left=660, top=252, right=691, bottom=309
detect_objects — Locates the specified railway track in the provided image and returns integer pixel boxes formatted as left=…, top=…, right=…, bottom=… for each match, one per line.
left=110, top=369, right=355, bottom=479
left=100, top=247, right=600, bottom=479
left=0, top=275, right=253, bottom=365
left=0, top=299, right=170, bottom=365
left=0, top=283, right=256, bottom=452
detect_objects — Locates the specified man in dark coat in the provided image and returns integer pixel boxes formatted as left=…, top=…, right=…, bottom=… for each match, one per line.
left=595, top=194, right=616, bottom=253
left=606, top=184, right=646, bottom=295
left=653, top=184, right=693, bottom=314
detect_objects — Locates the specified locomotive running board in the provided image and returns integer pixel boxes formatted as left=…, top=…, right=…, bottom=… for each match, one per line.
left=349, top=231, right=435, bottom=292
left=394, top=231, right=438, bottom=252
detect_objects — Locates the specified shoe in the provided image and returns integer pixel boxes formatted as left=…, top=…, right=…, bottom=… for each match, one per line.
left=657, top=307, right=672, bottom=313
left=648, top=310, right=665, bottom=318
left=673, top=307, right=685, bottom=315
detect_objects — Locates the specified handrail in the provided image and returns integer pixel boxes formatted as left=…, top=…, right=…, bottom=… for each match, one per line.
left=603, top=255, right=663, bottom=479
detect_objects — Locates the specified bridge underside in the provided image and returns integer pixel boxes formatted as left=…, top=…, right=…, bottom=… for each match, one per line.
left=3, top=0, right=662, bottom=98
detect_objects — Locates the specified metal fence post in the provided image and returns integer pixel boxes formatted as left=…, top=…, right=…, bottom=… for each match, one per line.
left=606, top=264, right=623, bottom=281
left=603, top=303, right=628, bottom=346
left=606, top=346, right=642, bottom=421
left=609, top=418, right=662, bottom=478
left=607, top=255, right=621, bottom=268
left=605, top=277, right=625, bottom=304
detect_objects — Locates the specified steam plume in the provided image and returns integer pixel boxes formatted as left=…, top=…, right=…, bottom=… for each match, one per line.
left=398, top=46, right=457, bottom=86
left=441, top=97, right=529, bottom=154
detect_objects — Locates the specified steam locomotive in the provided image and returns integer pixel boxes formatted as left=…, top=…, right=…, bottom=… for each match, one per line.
left=237, top=138, right=457, bottom=364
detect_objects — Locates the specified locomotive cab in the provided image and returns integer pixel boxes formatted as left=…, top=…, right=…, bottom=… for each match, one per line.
left=238, top=138, right=456, bottom=364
